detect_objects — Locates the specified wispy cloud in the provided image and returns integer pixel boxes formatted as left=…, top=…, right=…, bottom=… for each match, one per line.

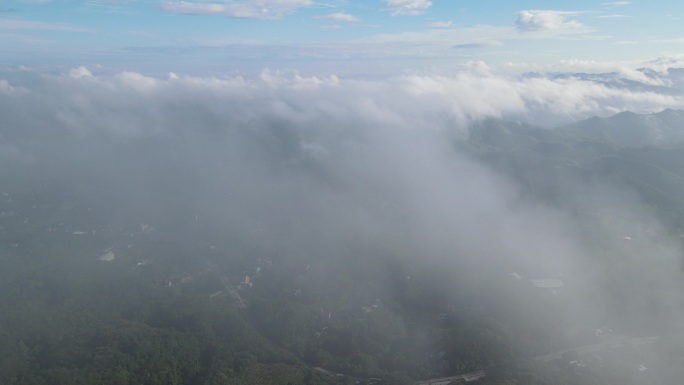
left=428, top=20, right=452, bottom=28
left=356, top=25, right=510, bottom=55
left=325, top=17, right=601, bottom=59
left=314, top=12, right=360, bottom=23
left=593, top=14, right=631, bottom=18
left=160, top=0, right=312, bottom=19
left=383, top=0, right=432, bottom=16
left=82, top=0, right=136, bottom=13
left=452, top=41, right=502, bottom=49
left=649, top=37, right=684, bottom=44
left=603, top=1, right=631, bottom=7
left=0, top=18, right=90, bottom=32
left=124, top=30, right=162, bottom=38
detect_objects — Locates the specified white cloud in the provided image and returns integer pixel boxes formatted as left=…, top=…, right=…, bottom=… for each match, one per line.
left=515, top=10, right=585, bottom=32
left=427, top=20, right=452, bottom=28
left=314, top=12, right=360, bottom=23
left=160, top=0, right=312, bottom=19
left=383, top=0, right=432, bottom=16
left=69, top=66, right=93, bottom=79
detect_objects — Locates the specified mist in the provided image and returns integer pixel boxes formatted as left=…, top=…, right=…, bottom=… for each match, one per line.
left=2, top=65, right=684, bottom=384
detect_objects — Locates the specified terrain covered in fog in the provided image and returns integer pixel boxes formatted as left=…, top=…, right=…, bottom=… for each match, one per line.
left=2, top=64, right=684, bottom=384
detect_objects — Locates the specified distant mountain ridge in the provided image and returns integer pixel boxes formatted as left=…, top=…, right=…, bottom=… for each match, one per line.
left=523, top=66, right=684, bottom=96
left=560, top=109, right=684, bottom=147
left=466, top=109, right=684, bottom=150
left=465, top=111, right=684, bottom=227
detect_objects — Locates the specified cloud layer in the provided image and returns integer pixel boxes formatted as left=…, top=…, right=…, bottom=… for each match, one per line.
left=2, top=63, right=684, bottom=377
left=2, top=60, right=684, bottom=139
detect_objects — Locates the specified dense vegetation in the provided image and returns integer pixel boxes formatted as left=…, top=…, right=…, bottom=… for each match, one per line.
left=2, top=110, right=684, bottom=384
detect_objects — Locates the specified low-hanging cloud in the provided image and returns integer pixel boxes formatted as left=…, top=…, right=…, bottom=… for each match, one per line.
left=2, top=62, right=684, bottom=381
left=0, top=64, right=681, bottom=270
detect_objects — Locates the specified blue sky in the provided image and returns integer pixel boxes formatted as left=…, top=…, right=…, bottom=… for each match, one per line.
left=1, top=0, right=683, bottom=74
